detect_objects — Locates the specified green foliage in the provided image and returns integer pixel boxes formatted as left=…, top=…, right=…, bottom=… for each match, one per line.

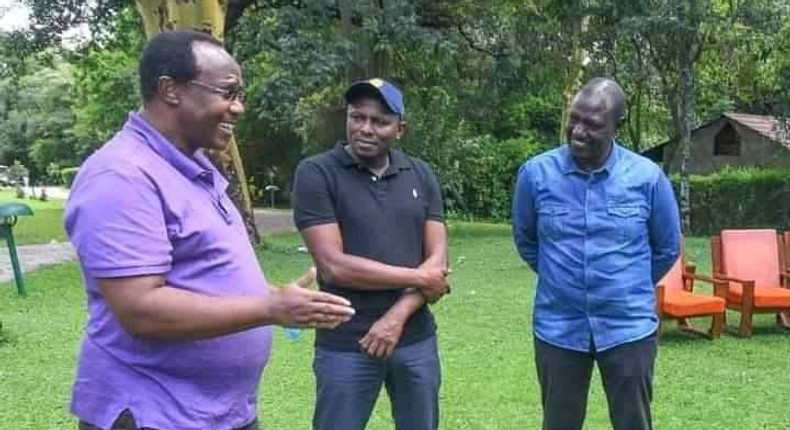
left=45, top=162, right=62, bottom=184
left=71, top=8, right=143, bottom=158
left=671, top=167, right=790, bottom=235
left=60, top=167, right=79, bottom=187
left=0, top=52, right=79, bottom=179
left=439, top=135, right=542, bottom=220
left=7, top=160, right=28, bottom=184
left=7, top=0, right=790, bottom=223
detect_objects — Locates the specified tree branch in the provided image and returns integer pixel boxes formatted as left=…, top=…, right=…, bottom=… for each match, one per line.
left=455, top=24, right=495, bottom=57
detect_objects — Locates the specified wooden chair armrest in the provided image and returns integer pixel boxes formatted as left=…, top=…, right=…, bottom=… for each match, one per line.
left=712, top=273, right=751, bottom=285
left=655, top=284, right=666, bottom=314
left=687, top=273, right=715, bottom=284
left=685, top=273, right=728, bottom=298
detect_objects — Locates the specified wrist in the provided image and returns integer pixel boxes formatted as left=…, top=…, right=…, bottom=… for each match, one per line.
left=256, top=293, right=280, bottom=326
left=382, top=311, right=409, bottom=326
left=412, top=267, right=427, bottom=289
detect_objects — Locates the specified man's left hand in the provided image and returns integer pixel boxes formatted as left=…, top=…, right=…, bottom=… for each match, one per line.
left=359, top=316, right=405, bottom=358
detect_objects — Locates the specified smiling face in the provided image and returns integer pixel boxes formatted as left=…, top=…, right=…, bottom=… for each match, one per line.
left=345, top=95, right=404, bottom=165
left=565, top=90, right=618, bottom=171
left=177, top=42, right=245, bottom=153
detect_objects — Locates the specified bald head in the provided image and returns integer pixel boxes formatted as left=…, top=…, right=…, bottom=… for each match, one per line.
left=574, top=78, right=626, bottom=125
left=565, top=77, right=626, bottom=171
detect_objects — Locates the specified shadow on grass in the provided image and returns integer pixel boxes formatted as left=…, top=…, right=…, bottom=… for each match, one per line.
left=0, top=325, right=16, bottom=347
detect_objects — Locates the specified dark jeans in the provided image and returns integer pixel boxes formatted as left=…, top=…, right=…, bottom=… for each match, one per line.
left=78, top=410, right=259, bottom=430
left=313, top=335, right=441, bottom=430
left=534, top=332, right=658, bottom=430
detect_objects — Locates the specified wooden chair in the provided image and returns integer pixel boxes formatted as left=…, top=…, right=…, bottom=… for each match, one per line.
left=711, top=229, right=790, bottom=337
left=656, top=252, right=727, bottom=339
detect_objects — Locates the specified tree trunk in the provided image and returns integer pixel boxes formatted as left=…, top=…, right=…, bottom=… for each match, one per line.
left=559, top=15, right=589, bottom=143
left=136, top=0, right=260, bottom=244
left=677, top=52, right=694, bottom=233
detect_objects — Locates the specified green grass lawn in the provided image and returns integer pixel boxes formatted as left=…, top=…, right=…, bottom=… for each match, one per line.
left=1, top=224, right=789, bottom=429
left=0, top=189, right=67, bottom=245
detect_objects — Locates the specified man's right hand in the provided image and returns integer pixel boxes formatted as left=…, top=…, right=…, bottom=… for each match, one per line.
left=416, top=264, right=451, bottom=303
left=268, top=268, right=355, bottom=329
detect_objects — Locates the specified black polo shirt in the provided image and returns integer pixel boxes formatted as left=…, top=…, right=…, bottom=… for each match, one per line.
left=292, top=142, right=445, bottom=351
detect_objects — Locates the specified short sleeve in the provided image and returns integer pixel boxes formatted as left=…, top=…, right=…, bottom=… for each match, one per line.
left=419, top=161, right=444, bottom=222
left=64, top=168, right=173, bottom=279
left=292, top=160, right=337, bottom=230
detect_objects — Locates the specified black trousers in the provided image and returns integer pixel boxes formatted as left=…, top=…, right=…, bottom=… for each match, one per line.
left=78, top=410, right=259, bottom=430
left=534, top=332, right=658, bottom=430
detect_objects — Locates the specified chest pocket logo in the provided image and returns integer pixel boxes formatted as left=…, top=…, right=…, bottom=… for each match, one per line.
left=537, top=205, right=570, bottom=240
left=606, top=203, right=648, bottom=243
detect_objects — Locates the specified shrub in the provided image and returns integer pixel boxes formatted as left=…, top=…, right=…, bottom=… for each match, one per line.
left=60, top=167, right=80, bottom=188
left=442, top=135, right=542, bottom=220
left=671, top=167, right=790, bottom=235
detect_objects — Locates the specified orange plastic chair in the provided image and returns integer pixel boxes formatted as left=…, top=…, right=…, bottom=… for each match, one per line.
left=656, top=251, right=727, bottom=339
left=711, top=229, right=790, bottom=337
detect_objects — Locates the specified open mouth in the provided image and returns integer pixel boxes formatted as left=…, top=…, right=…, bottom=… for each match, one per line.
left=218, top=122, right=236, bottom=134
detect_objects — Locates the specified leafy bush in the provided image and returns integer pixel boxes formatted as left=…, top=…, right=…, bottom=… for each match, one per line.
left=46, top=162, right=62, bottom=185
left=60, top=167, right=79, bottom=188
left=671, top=167, right=790, bottom=235
left=441, top=135, right=542, bottom=220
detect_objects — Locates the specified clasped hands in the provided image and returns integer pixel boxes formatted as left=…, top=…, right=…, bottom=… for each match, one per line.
left=414, top=261, right=452, bottom=303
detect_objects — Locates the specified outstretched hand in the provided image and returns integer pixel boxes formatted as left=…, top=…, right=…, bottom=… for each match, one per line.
left=270, top=267, right=355, bottom=329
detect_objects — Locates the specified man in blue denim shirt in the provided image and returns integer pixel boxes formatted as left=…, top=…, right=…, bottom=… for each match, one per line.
left=512, top=78, right=681, bottom=430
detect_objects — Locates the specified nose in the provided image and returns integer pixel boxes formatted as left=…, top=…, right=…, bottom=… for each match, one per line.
left=359, top=118, right=374, bottom=135
left=229, top=97, right=245, bottom=115
left=571, top=123, right=587, bottom=139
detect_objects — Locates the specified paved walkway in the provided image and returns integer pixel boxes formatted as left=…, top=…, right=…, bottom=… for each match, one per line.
left=0, top=242, right=76, bottom=284
left=0, top=208, right=296, bottom=285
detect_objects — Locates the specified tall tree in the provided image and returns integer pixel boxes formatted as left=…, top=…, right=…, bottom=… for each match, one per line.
left=620, top=0, right=712, bottom=232
left=135, top=0, right=259, bottom=243
left=23, top=0, right=261, bottom=243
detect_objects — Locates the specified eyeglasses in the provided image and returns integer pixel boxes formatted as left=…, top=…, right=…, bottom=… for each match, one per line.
left=188, top=80, right=246, bottom=103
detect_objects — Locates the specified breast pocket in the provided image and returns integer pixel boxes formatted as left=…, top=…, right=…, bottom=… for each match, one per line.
left=537, top=205, right=570, bottom=241
left=606, top=203, right=648, bottom=243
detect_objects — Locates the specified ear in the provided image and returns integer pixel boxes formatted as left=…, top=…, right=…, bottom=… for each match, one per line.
left=157, top=76, right=181, bottom=106
left=396, top=120, right=406, bottom=140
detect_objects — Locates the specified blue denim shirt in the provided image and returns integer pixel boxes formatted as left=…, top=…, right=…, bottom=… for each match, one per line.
left=512, top=142, right=681, bottom=352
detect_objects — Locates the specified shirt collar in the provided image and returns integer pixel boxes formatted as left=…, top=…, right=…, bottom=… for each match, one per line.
left=560, top=140, right=620, bottom=175
left=124, top=112, right=212, bottom=181
left=331, top=141, right=411, bottom=175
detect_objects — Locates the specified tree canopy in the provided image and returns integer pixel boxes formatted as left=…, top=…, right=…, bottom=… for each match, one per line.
left=3, top=0, right=790, bottom=219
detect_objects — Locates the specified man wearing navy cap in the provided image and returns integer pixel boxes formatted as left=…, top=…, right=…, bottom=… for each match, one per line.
left=293, top=78, right=450, bottom=430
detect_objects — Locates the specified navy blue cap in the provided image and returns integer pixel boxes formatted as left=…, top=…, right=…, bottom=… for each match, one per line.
left=344, top=78, right=405, bottom=118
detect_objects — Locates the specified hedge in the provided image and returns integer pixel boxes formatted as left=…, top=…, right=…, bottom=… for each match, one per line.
left=671, top=168, right=790, bottom=236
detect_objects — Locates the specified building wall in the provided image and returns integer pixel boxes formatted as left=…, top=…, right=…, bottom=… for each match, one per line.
left=664, top=119, right=790, bottom=175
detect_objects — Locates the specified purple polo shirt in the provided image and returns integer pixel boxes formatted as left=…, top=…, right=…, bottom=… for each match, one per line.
left=64, top=112, right=273, bottom=430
